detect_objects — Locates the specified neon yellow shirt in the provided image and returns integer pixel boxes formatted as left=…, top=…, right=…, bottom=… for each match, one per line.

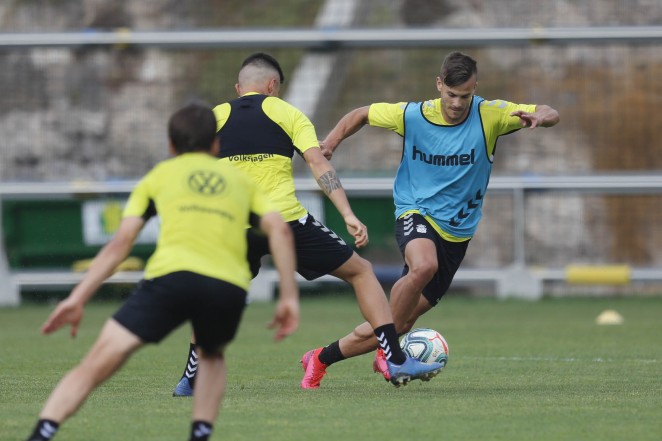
left=123, top=152, right=275, bottom=289
left=369, top=98, right=536, bottom=241
left=213, top=93, right=320, bottom=222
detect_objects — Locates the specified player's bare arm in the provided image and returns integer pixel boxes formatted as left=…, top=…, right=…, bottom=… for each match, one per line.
left=510, top=104, right=560, bottom=129
left=320, top=106, right=370, bottom=159
left=317, top=170, right=343, bottom=195
left=304, top=147, right=369, bottom=248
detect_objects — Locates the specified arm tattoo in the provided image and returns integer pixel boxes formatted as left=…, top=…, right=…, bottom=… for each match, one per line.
left=317, top=170, right=343, bottom=196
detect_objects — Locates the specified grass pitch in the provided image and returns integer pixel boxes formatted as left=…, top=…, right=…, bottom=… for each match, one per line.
left=1, top=294, right=660, bottom=441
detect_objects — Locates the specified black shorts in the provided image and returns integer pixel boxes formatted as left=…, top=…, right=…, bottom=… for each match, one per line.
left=247, top=213, right=353, bottom=281
left=395, top=213, right=469, bottom=306
left=112, top=271, right=247, bottom=352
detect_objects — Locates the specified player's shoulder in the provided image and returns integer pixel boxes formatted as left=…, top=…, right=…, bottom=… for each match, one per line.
left=135, top=156, right=179, bottom=192
left=370, top=101, right=413, bottom=118
left=479, top=98, right=525, bottom=112
left=419, top=98, right=441, bottom=116
left=479, top=98, right=536, bottom=121
left=372, top=101, right=413, bottom=109
left=213, top=102, right=231, bottom=118
left=213, top=101, right=231, bottom=111
left=146, top=156, right=177, bottom=176
left=265, top=96, right=311, bottom=124
left=264, top=95, right=299, bottom=113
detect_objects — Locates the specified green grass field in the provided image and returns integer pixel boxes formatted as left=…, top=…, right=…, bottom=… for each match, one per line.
left=1, top=294, right=661, bottom=441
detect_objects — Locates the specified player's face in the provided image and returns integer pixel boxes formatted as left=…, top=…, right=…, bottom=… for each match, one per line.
left=436, top=74, right=477, bottom=124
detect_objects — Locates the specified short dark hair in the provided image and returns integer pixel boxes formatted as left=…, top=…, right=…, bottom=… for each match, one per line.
left=241, top=52, right=285, bottom=84
left=440, top=51, right=477, bottom=87
left=168, top=103, right=217, bottom=154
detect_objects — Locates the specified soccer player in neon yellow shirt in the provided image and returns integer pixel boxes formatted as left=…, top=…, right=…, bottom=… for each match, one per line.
left=25, top=104, right=299, bottom=441
left=173, top=53, right=444, bottom=394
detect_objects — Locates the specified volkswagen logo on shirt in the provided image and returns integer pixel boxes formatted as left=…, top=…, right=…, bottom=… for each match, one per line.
left=188, top=170, right=226, bottom=196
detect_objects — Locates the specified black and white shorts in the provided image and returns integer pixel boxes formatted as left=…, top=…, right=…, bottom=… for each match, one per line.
left=395, top=213, right=469, bottom=306
left=247, top=213, right=354, bottom=281
left=113, top=271, right=247, bottom=352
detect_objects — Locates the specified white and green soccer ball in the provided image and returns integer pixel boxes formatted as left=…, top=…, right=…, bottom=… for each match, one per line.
left=400, top=328, right=449, bottom=367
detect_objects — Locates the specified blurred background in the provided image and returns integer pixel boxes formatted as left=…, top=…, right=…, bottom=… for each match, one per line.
left=1, top=0, right=661, bottom=302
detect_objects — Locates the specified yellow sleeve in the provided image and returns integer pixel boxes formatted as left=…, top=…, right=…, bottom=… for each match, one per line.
left=213, top=103, right=231, bottom=131
left=263, top=97, right=319, bottom=155
left=123, top=174, right=154, bottom=219
left=480, top=100, right=537, bottom=156
left=368, top=102, right=408, bottom=136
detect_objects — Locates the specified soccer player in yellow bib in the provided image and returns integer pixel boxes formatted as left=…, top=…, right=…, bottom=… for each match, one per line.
left=173, top=53, right=444, bottom=394
left=302, top=51, right=560, bottom=384
left=25, top=103, right=300, bottom=441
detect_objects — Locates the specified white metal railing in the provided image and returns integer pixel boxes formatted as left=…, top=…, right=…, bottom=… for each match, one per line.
left=2, top=174, right=662, bottom=196
left=0, top=27, right=661, bottom=49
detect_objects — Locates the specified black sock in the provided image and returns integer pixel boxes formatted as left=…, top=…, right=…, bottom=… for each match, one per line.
left=318, top=340, right=345, bottom=366
left=181, top=343, right=198, bottom=388
left=374, top=324, right=406, bottom=364
left=189, top=421, right=213, bottom=441
left=26, top=419, right=59, bottom=441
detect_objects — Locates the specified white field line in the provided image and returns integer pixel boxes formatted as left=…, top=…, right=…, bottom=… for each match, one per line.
left=458, top=356, right=658, bottom=363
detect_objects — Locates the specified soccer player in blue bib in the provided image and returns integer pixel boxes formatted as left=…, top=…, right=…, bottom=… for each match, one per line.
left=301, top=51, right=560, bottom=384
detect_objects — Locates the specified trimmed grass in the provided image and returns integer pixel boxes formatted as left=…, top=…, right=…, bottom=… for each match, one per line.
left=1, top=295, right=661, bottom=440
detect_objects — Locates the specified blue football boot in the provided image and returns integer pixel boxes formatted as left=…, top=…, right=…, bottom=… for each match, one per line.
left=386, top=356, right=443, bottom=387
left=172, top=376, right=194, bottom=397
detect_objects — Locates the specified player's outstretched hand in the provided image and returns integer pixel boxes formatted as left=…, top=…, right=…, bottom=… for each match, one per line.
left=41, top=297, right=84, bottom=337
left=345, top=215, right=369, bottom=248
left=267, top=297, right=299, bottom=341
left=510, top=110, right=541, bottom=128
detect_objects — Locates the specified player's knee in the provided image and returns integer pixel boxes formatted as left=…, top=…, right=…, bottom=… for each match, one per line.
left=408, top=261, right=437, bottom=284
left=197, top=344, right=226, bottom=359
left=353, top=254, right=374, bottom=274
left=352, top=323, right=375, bottom=341
left=337, top=254, right=374, bottom=281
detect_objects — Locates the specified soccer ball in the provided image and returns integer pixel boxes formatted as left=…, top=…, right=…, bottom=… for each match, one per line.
left=400, top=328, right=449, bottom=367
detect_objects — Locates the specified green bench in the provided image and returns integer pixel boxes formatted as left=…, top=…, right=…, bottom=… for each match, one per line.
left=1, top=195, right=156, bottom=305
left=0, top=187, right=401, bottom=305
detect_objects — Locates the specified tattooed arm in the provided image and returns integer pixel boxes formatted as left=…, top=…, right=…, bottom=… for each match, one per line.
left=303, top=147, right=368, bottom=248
left=316, top=169, right=343, bottom=195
